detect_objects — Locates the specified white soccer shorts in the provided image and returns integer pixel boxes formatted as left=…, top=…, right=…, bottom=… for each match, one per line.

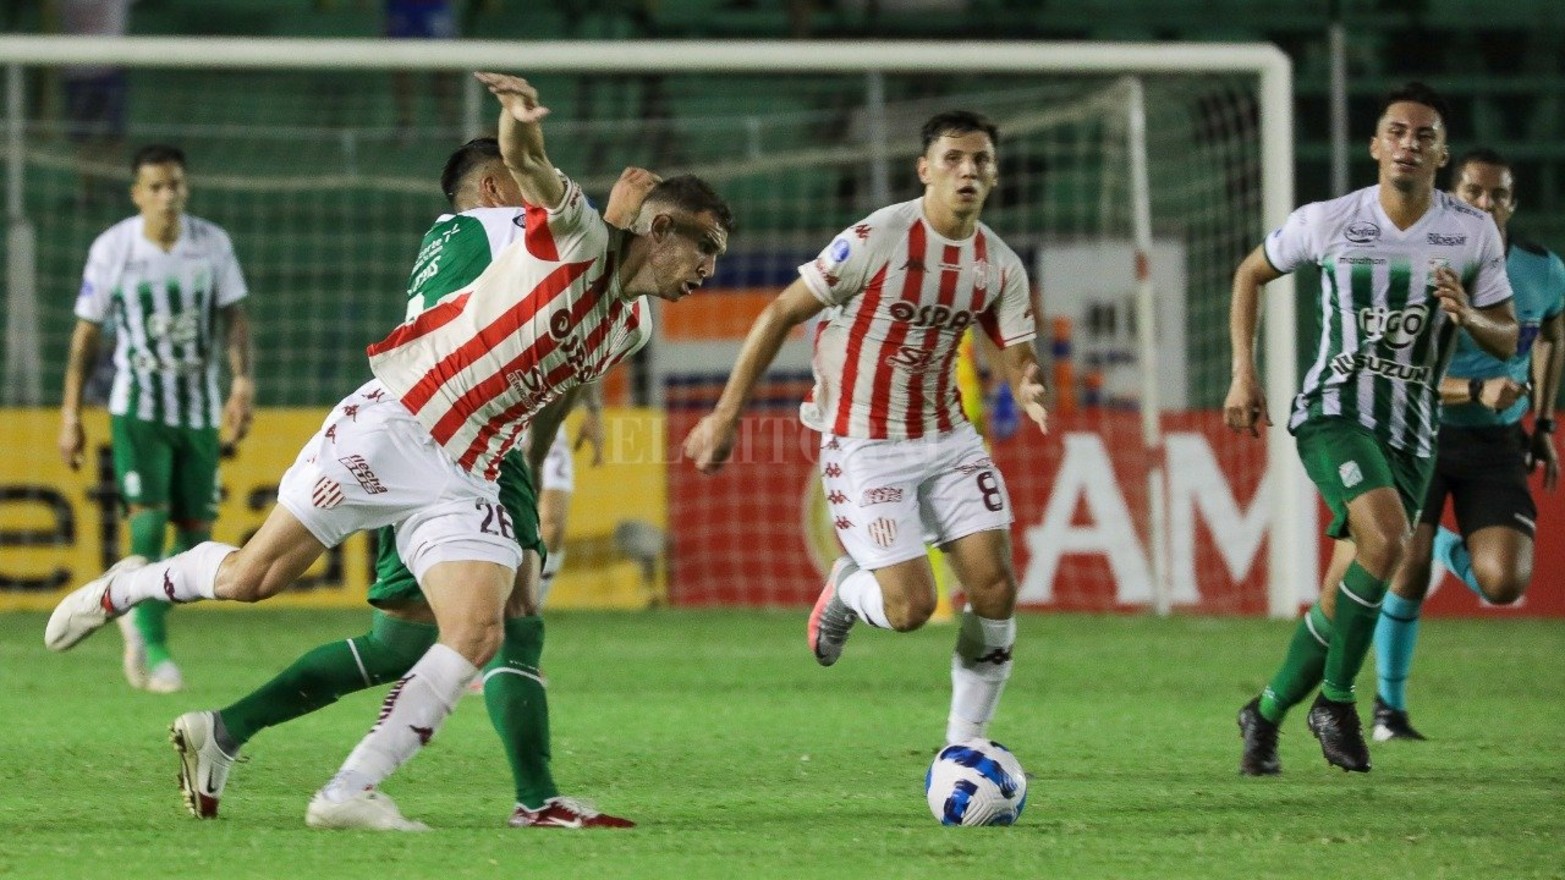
left=276, top=380, right=523, bottom=583
left=819, top=423, right=1014, bottom=570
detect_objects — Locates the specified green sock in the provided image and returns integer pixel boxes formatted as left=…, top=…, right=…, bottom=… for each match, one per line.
left=1322, top=560, right=1390, bottom=703
left=127, top=510, right=171, bottom=665
left=484, top=615, right=558, bottom=809
left=218, top=610, right=437, bottom=747
left=1258, top=603, right=1332, bottom=723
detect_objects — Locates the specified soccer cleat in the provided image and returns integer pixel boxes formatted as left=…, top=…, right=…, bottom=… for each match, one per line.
left=45, top=555, right=148, bottom=652
left=808, top=557, right=860, bottom=667
left=1236, top=698, right=1281, bottom=776
left=171, top=711, right=239, bottom=819
left=1371, top=695, right=1427, bottom=742
left=305, top=789, right=429, bottom=832
left=509, top=796, right=636, bottom=829
left=1305, top=693, right=1372, bottom=772
left=117, top=614, right=148, bottom=690
left=146, top=659, right=186, bottom=694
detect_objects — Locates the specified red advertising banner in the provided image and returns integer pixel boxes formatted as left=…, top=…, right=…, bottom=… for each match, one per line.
left=667, top=407, right=1563, bottom=617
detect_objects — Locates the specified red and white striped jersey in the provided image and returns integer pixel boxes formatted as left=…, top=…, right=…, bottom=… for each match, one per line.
left=366, top=176, right=650, bottom=479
left=798, top=198, right=1035, bottom=440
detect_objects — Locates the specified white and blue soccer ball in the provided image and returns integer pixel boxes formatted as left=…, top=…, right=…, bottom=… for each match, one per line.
left=925, top=738, right=1028, bottom=826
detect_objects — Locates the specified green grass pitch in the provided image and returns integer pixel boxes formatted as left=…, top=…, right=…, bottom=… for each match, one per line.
left=0, top=609, right=1560, bottom=879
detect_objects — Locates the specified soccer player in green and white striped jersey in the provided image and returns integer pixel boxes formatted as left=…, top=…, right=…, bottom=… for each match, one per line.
left=58, top=144, right=253, bottom=694
left=1225, top=83, right=1517, bottom=775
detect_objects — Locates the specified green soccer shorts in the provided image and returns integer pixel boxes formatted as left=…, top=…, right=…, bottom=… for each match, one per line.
left=367, top=450, right=547, bottom=607
left=1294, top=416, right=1433, bottom=540
left=110, top=415, right=220, bottom=522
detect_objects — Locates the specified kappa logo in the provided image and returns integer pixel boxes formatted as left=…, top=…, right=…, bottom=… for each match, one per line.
left=408, top=724, right=435, bottom=746
left=342, top=404, right=360, bottom=421
left=975, top=646, right=1013, bottom=665
left=826, top=490, right=849, bottom=505
left=1427, top=231, right=1467, bottom=247
left=339, top=454, right=387, bottom=495
left=1344, top=220, right=1381, bottom=244
left=823, top=462, right=843, bottom=478
left=833, top=516, right=854, bottom=531
left=362, top=388, right=386, bottom=402
left=1339, top=461, right=1363, bottom=489
left=852, top=224, right=872, bottom=240
left=163, top=571, right=178, bottom=602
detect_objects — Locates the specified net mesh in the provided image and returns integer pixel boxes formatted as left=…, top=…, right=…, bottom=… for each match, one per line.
left=1, top=62, right=1272, bottom=613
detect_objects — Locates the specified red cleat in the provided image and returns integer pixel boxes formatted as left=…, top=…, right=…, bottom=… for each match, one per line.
left=509, top=797, right=636, bottom=829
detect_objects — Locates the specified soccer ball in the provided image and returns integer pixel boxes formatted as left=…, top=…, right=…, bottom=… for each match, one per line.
left=925, top=738, right=1028, bottom=826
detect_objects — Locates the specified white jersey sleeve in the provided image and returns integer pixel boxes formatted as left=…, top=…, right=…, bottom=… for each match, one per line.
left=516, top=173, right=597, bottom=263
left=1262, top=202, right=1320, bottom=274
left=1467, top=215, right=1512, bottom=309
left=73, top=222, right=130, bottom=324
left=798, top=221, right=888, bottom=307
left=978, top=245, right=1036, bottom=348
left=209, top=224, right=249, bottom=308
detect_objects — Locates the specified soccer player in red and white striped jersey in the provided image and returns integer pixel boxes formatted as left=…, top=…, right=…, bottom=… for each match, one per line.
left=47, top=73, right=733, bottom=831
left=684, top=110, right=1048, bottom=748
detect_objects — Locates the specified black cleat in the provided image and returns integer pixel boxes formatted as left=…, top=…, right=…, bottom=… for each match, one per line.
left=1371, top=695, right=1427, bottom=742
left=1305, top=693, right=1371, bottom=772
left=1237, top=698, right=1281, bottom=776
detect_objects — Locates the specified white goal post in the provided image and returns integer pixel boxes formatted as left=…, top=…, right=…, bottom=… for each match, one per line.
left=0, top=37, right=1312, bottom=617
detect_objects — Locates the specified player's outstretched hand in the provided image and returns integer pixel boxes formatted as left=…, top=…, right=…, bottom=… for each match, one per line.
left=1016, top=363, right=1049, bottom=435
left=1527, top=426, right=1560, bottom=490
left=603, top=167, right=663, bottom=230
left=1224, top=372, right=1270, bottom=437
left=58, top=417, right=85, bottom=470
left=683, top=413, right=738, bottom=475
left=474, top=72, right=550, bottom=124
left=1431, top=266, right=1473, bottom=324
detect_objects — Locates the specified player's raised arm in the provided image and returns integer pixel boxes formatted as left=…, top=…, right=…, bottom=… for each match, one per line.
left=683, top=278, right=825, bottom=473
left=1225, top=245, right=1283, bottom=437
left=474, top=72, right=564, bottom=211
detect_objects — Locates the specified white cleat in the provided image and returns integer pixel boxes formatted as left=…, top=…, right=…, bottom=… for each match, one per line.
left=45, top=556, right=148, bottom=652
left=171, top=711, right=238, bottom=819
left=306, top=789, right=430, bottom=832
left=117, top=614, right=148, bottom=689
left=146, top=659, right=186, bottom=694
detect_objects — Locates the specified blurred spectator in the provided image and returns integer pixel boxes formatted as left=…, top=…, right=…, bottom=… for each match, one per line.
left=47, top=0, right=131, bottom=205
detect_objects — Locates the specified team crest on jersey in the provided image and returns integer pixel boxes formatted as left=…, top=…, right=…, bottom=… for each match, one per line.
left=829, top=238, right=851, bottom=262
left=868, top=517, right=898, bottom=547
left=1344, top=220, right=1381, bottom=244
left=312, top=476, right=345, bottom=509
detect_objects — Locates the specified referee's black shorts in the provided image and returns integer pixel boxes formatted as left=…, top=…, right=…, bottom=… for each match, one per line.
left=1418, top=423, right=1537, bottom=538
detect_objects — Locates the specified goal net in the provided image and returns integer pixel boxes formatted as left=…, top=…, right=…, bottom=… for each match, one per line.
left=0, top=39, right=1308, bottom=616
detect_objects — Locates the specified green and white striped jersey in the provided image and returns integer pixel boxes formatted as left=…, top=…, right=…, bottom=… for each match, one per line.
left=1266, top=186, right=1512, bottom=457
left=74, top=214, right=248, bottom=429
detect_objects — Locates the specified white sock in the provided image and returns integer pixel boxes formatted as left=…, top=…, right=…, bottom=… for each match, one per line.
left=835, top=566, right=891, bottom=629
left=946, top=611, right=1015, bottom=744
left=322, top=643, right=477, bottom=801
left=538, top=548, right=564, bottom=606
left=108, top=541, right=234, bottom=612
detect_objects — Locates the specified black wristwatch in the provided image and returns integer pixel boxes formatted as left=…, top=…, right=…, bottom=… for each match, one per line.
left=1468, top=378, right=1485, bottom=404
left=1537, top=417, right=1557, bottom=435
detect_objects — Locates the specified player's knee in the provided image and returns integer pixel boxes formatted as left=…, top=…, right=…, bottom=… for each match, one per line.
left=884, top=592, right=937, bottom=632
left=1474, top=558, right=1529, bottom=605
left=441, top=616, right=504, bottom=666
left=1357, top=523, right=1410, bottom=576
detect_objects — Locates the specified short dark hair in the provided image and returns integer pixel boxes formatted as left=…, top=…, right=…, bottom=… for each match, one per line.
left=1452, top=146, right=1509, bottom=180
left=131, top=144, right=186, bottom=174
left=644, top=174, right=735, bottom=235
left=1379, top=81, right=1451, bottom=130
left=920, top=110, right=999, bottom=152
left=440, top=137, right=502, bottom=206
